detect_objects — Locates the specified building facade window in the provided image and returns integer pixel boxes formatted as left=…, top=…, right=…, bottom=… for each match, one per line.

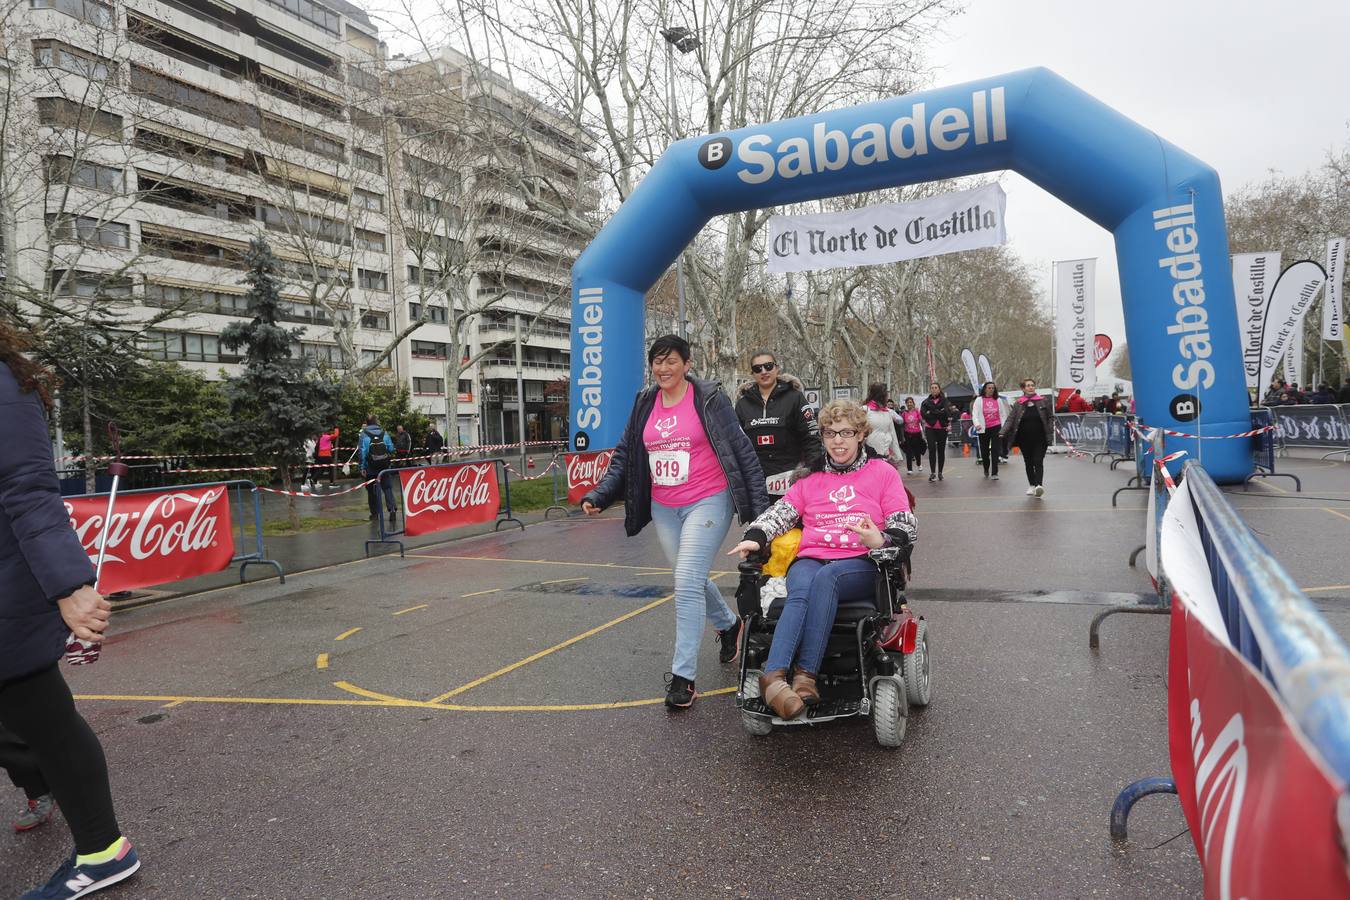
left=260, top=115, right=345, bottom=161
left=356, top=268, right=387, bottom=291
left=411, top=339, right=446, bottom=358
left=353, top=228, right=386, bottom=252
left=48, top=269, right=133, bottom=299
left=32, top=40, right=114, bottom=79
left=45, top=155, right=122, bottom=192
left=413, top=377, right=445, bottom=395
left=352, top=148, right=383, bottom=174
left=35, top=97, right=123, bottom=136
left=352, top=188, right=384, bottom=212
left=28, top=0, right=113, bottom=28
left=408, top=302, right=448, bottom=324
left=145, top=330, right=229, bottom=362
left=46, top=214, right=129, bottom=248
left=262, top=0, right=340, bottom=36
left=359, top=309, right=389, bottom=330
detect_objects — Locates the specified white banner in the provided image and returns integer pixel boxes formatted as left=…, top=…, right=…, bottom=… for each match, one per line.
left=960, top=348, right=979, bottom=394
left=1283, top=325, right=1303, bottom=388
left=977, top=353, right=993, bottom=384
left=766, top=183, right=1007, bottom=274
left=1324, top=237, right=1344, bottom=341
left=1054, top=258, right=1095, bottom=389
left=1231, top=252, right=1280, bottom=389
left=1259, top=260, right=1326, bottom=393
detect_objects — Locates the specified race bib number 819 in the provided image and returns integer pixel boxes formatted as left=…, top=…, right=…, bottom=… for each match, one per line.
left=649, top=450, right=690, bottom=486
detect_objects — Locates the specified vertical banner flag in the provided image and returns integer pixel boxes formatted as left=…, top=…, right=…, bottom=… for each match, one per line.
left=960, top=348, right=979, bottom=393
left=1323, top=237, right=1344, bottom=341
left=1258, top=261, right=1326, bottom=393
left=977, top=353, right=993, bottom=384
left=1231, top=252, right=1281, bottom=389
left=64, top=486, right=234, bottom=593
left=765, top=183, right=1007, bottom=274
left=399, top=462, right=500, bottom=536
left=1054, top=259, right=1095, bottom=389
left=1283, top=325, right=1303, bottom=388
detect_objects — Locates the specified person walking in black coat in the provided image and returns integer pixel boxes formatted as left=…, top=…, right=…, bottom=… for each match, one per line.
left=581, top=335, right=769, bottom=710
left=919, top=382, right=951, bottom=481
left=0, top=321, right=140, bottom=897
left=734, top=350, right=823, bottom=493
left=1000, top=376, right=1055, bottom=497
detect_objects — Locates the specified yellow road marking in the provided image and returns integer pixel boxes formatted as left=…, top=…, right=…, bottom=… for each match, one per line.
left=1323, top=508, right=1350, bottom=523
left=73, top=686, right=739, bottom=713
left=333, top=681, right=420, bottom=705
left=428, top=571, right=731, bottom=705
left=462, top=588, right=501, bottom=598
left=316, top=653, right=329, bottom=669
left=393, top=604, right=429, bottom=616
left=428, top=593, right=675, bottom=704
left=335, top=627, right=362, bottom=641
left=1249, top=478, right=1289, bottom=495
left=161, top=700, right=186, bottom=709
left=541, top=577, right=589, bottom=585
left=1305, top=584, right=1350, bottom=593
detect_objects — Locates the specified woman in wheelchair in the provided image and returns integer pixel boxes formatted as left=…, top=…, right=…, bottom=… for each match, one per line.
left=730, top=400, right=917, bottom=720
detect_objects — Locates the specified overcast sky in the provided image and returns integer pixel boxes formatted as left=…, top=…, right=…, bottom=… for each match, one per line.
left=927, top=0, right=1348, bottom=372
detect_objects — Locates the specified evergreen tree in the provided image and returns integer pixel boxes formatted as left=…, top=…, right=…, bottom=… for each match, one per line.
left=221, top=238, right=338, bottom=528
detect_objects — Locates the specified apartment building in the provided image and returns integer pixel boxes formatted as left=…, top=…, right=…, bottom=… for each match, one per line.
left=4, top=0, right=595, bottom=446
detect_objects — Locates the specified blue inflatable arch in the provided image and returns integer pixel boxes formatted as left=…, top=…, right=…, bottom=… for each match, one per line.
left=570, top=67, right=1251, bottom=482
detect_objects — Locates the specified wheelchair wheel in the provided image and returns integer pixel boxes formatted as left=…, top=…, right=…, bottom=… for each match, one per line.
left=740, top=669, right=773, bottom=736
left=902, top=620, right=932, bottom=707
left=872, top=677, right=908, bottom=748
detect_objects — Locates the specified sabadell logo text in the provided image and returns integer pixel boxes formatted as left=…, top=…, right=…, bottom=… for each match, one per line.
left=702, top=87, right=1008, bottom=184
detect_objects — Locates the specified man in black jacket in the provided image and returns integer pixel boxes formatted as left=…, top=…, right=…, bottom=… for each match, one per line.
left=734, top=350, right=823, bottom=494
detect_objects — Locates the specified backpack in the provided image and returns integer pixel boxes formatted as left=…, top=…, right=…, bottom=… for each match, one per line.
left=366, top=431, right=391, bottom=470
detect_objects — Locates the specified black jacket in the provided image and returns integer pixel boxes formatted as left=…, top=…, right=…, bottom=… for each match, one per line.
left=920, top=394, right=950, bottom=430
left=733, top=373, right=823, bottom=477
left=1000, top=394, right=1055, bottom=446
left=0, top=362, right=96, bottom=681
left=582, top=375, right=770, bottom=536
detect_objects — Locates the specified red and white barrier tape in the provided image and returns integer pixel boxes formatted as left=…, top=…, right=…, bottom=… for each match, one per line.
left=501, top=457, right=561, bottom=481
left=61, top=441, right=566, bottom=465
left=1132, top=422, right=1275, bottom=440
left=1051, top=422, right=1090, bottom=460
left=253, top=478, right=378, bottom=498
left=1154, top=450, right=1188, bottom=493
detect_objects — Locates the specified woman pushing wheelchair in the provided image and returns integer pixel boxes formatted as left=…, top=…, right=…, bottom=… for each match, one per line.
left=730, top=399, right=918, bottom=721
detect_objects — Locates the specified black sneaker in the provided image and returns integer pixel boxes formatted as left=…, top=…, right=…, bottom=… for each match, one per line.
left=717, top=620, right=744, bottom=664
left=928, top=474, right=936, bottom=483
left=664, top=673, right=696, bottom=709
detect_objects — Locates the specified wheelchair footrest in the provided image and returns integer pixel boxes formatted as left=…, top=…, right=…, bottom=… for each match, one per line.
left=741, top=696, right=865, bottom=725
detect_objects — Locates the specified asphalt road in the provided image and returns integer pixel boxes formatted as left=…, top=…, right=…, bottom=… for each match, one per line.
left=4, top=452, right=1345, bottom=897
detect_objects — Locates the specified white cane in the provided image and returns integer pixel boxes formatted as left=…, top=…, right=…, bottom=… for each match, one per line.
left=66, top=424, right=128, bottom=665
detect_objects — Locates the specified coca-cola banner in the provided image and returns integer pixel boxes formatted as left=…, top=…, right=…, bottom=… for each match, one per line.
left=399, top=462, right=500, bottom=536
left=565, top=450, right=613, bottom=505
left=66, top=486, right=235, bottom=593
left=1161, top=480, right=1350, bottom=898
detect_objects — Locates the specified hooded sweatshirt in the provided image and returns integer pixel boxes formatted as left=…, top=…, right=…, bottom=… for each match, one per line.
left=734, top=373, right=823, bottom=479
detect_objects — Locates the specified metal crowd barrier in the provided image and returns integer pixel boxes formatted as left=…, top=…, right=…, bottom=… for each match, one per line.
left=1245, top=407, right=1301, bottom=490
left=364, top=457, right=525, bottom=559
left=1109, top=461, right=1350, bottom=843
left=1266, top=402, right=1350, bottom=461
left=65, top=479, right=284, bottom=585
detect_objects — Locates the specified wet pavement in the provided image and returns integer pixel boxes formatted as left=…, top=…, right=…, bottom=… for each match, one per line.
left=4, top=453, right=1347, bottom=897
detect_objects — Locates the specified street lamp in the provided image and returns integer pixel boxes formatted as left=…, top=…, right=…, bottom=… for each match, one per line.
left=660, top=25, right=699, bottom=341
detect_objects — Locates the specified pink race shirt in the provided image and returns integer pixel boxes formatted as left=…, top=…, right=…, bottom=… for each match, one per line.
left=901, top=409, right=923, bottom=433
left=981, top=397, right=1001, bottom=428
left=643, top=386, right=728, bottom=507
left=783, top=458, right=910, bottom=560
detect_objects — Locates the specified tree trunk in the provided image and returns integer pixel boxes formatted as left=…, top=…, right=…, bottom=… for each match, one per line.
left=278, top=465, right=300, bottom=531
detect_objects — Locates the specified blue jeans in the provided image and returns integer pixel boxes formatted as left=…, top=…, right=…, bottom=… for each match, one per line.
left=650, top=490, right=737, bottom=681
left=765, top=556, right=875, bottom=674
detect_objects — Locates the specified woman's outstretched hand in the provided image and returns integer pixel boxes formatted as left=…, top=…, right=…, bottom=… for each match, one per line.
left=581, top=501, right=600, bottom=516
left=847, top=515, right=886, bottom=549
left=729, top=540, right=761, bottom=559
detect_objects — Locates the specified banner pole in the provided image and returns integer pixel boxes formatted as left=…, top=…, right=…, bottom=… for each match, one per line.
left=1049, top=261, right=1057, bottom=390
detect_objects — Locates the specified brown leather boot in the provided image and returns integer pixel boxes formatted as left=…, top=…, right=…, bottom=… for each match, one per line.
left=792, top=670, right=820, bottom=706
left=759, top=670, right=804, bottom=720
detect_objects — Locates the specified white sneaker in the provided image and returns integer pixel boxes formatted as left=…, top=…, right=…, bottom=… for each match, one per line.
left=1025, top=486, right=1036, bottom=495
left=1034, top=485, right=1045, bottom=497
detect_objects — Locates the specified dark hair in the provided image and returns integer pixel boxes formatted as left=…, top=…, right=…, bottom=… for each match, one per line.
left=981, top=381, right=998, bottom=397
left=929, top=381, right=941, bottom=392
left=866, top=383, right=888, bottom=405
left=0, top=318, right=54, bottom=408
left=366, top=415, right=380, bottom=426
left=647, top=334, right=690, bottom=364
left=748, top=348, right=776, bottom=365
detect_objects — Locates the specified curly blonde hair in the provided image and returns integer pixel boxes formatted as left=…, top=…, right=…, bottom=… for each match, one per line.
left=817, top=399, right=869, bottom=436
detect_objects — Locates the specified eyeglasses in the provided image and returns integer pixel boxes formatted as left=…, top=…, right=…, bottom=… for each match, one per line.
left=750, top=362, right=777, bottom=374
left=821, top=428, right=859, bottom=439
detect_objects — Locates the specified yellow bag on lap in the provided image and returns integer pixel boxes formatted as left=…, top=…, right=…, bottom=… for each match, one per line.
left=763, top=528, right=802, bottom=578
